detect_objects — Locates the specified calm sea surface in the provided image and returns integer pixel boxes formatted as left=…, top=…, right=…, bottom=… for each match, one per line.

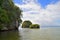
left=0, top=27, right=60, bottom=40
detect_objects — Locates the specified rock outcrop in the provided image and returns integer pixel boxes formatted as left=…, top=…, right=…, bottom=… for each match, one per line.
left=22, top=20, right=32, bottom=28
left=22, top=20, right=40, bottom=28
left=0, top=0, right=22, bottom=31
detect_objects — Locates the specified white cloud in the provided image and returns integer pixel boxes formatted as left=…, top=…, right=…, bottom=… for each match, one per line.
left=15, top=0, right=60, bottom=26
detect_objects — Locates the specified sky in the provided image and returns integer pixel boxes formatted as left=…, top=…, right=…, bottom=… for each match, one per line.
left=13, top=0, right=60, bottom=27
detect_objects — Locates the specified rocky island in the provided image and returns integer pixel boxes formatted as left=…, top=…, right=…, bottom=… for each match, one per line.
left=22, top=20, right=40, bottom=28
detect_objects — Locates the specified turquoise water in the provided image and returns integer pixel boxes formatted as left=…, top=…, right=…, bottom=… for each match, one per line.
left=0, top=27, right=60, bottom=40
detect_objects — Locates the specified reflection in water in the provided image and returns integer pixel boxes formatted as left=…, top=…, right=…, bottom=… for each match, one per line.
left=0, top=30, right=21, bottom=40
left=0, top=28, right=60, bottom=40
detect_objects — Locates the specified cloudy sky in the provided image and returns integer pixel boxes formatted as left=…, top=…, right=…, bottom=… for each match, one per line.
left=13, top=0, right=60, bottom=27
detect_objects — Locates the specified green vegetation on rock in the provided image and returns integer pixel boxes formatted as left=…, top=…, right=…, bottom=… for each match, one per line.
left=22, top=20, right=40, bottom=28
left=0, top=0, right=22, bottom=30
left=22, top=20, right=32, bottom=28
left=30, top=24, right=40, bottom=28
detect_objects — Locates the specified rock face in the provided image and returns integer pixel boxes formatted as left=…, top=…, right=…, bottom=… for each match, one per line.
left=30, top=24, right=40, bottom=28
left=0, top=0, right=22, bottom=31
